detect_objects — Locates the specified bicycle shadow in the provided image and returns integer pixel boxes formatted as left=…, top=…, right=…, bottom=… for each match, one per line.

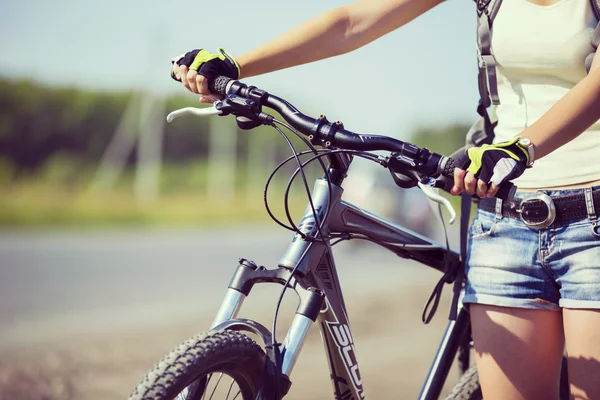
left=471, top=309, right=600, bottom=399
left=562, top=355, right=600, bottom=400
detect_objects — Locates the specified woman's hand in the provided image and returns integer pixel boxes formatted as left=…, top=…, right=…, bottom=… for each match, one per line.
left=451, top=168, right=500, bottom=199
left=451, top=138, right=531, bottom=198
left=170, top=48, right=240, bottom=103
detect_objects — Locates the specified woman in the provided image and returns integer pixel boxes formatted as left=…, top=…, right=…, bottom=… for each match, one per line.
left=171, top=0, right=600, bottom=398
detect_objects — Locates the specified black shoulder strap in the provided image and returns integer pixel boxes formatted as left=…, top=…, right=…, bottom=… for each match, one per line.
left=448, top=193, right=472, bottom=320
left=476, top=0, right=503, bottom=107
left=587, top=0, right=600, bottom=72
left=591, top=0, right=600, bottom=20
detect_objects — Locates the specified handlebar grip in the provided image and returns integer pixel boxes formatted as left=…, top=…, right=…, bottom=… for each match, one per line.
left=208, top=76, right=233, bottom=95
left=441, top=155, right=517, bottom=202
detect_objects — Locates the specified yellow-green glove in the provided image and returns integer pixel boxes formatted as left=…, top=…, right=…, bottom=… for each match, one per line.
left=171, top=48, right=240, bottom=82
left=465, top=137, right=530, bottom=187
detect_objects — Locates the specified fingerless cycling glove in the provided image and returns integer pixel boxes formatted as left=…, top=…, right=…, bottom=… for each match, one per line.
left=465, top=137, right=531, bottom=187
left=171, top=48, right=240, bottom=82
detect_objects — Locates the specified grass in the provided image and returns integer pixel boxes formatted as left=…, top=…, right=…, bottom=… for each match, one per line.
left=0, top=152, right=326, bottom=228
left=0, top=152, right=470, bottom=228
left=0, top=182, right=311, bottom=228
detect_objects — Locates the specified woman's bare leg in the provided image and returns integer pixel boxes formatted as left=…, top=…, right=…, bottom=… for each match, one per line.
left=563, top=308, right=600, bottom=400
left=470, top=304, right=564, bottom=400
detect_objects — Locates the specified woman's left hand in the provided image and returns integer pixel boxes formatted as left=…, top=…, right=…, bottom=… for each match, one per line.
left=451, top=137, right=531, bottom=198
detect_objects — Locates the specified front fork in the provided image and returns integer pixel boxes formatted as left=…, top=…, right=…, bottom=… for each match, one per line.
left=210, top=288, right=245, bottom=330
left=211, top=259, right=324, bottom=379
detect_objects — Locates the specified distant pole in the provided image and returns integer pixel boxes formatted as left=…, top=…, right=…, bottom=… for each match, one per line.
left=133, top=24, right=168, bottom=206
left=207, top=116, right=237, bottom=204
left=246, top=132, right=266, bottom=202
left=268, top=140, right=280, bottom=194
left=90, top=94, right=139, bottom=191
left=135, top=93, right=165, bottom=206
left=91, top=25, right=167, bottom=205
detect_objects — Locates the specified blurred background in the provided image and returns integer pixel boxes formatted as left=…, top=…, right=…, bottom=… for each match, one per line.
left=1, top=0, right=479, bottom=398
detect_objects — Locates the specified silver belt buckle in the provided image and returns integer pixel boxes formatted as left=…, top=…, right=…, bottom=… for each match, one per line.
left=518, top=191, right=556, bottom=229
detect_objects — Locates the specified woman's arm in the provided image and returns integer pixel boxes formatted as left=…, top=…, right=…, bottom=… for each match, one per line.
left=177, top=0, right=443, bottom=98
left=521, top=62, right=600, bottom=159
left=452, top=52, right=600, bottom=198
left=237, top=0, right=444, bottom=78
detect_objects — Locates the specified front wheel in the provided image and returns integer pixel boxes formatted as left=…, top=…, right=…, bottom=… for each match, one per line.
left=444, top=366, right=481, bottom=400
left=130, top=330, right=266, bottom=400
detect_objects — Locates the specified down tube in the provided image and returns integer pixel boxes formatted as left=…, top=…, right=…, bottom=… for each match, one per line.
left=302, top=249, right=365, bottom=400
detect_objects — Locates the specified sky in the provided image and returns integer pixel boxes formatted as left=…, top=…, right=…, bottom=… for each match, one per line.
left=0, top=0, right=480, bottom=138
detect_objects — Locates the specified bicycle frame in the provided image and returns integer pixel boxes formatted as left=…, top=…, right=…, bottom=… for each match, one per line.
left=209, top=154, right=469, bottom=400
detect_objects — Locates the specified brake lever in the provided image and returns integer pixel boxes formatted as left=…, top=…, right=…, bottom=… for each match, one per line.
left=166, top=101, right=223, bottom=123
left=418, top=181, right=456, bottom=225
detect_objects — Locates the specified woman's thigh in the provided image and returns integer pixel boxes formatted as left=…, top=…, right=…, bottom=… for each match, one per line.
left=470, top=304, right=564, bottom=400
left=545, top=212, right=600, bottom=398
left=563, top=308, right=600, bottom=400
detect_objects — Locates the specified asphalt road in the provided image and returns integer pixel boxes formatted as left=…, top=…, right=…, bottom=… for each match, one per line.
left=0, top=226, right=465, bottom=399
left=0, top=226, right=448, bottom=347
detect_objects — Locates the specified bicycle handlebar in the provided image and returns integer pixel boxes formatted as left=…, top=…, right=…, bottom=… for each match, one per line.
left=207, top=76, right=516, bottom=201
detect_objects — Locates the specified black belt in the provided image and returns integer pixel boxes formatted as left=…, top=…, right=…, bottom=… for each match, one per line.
left=478, top=189, right=600, bottom=228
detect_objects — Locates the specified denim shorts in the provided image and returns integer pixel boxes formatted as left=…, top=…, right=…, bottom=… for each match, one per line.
left=463, top=187, right=600, bottom=311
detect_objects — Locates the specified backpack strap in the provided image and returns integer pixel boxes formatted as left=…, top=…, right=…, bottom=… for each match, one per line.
left=478, top=0, right=600, bottom=98
left=586, top=0, right=600, bottom=72
left=451, top=0, right=505, bottom=320
left=476, top=0, right=503, bottom=107
left=448, top=193, right=472, bottom=320
left=590, top=0, right=600, bottom=22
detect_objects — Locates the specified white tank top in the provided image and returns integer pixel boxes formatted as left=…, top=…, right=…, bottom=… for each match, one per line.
left=491, top=0, right=600, bottom=188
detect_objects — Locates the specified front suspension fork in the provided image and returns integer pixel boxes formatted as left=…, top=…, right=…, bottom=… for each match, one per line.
left=211, top=259, right=325, bottom=378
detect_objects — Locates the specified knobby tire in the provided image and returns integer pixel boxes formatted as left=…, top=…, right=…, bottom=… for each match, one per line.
left=130, top=330, right=266, bottom=400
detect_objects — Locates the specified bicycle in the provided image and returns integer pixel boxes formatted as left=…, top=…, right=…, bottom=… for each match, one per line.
left=129, top=77, right=568, bottom=400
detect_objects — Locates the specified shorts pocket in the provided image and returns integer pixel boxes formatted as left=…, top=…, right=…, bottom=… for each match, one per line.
left=470, top=215, right=496, bottom=239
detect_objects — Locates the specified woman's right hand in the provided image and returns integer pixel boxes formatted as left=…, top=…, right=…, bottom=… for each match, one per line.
left=170, top=48, right=240, bottom=103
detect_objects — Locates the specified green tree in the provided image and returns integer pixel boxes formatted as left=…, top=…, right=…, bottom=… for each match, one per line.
left=410, top=123, right=470, bottom=157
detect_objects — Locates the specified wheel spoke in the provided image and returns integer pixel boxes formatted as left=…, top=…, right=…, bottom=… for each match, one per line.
left=208, top=373, right=224, bottom=400
left=225, top=379, right=235, bottom=400
left=176, top=372, right=243, bottom=400
left=201, top=374, right=213, bottom=400
left=176, top=387, right=189, bottom=400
